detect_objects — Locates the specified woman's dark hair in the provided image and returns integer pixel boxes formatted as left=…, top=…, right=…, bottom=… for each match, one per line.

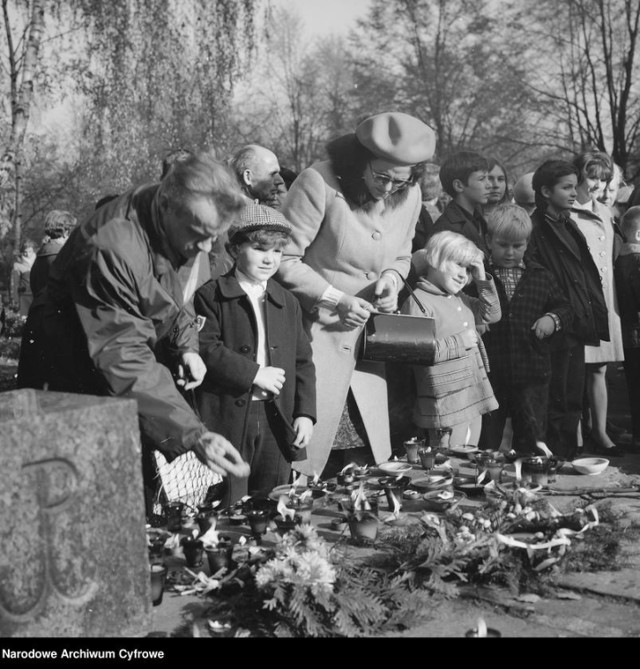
left=532, top=160, right=579, bottom=213
left=279, top=167, right=298, bottom=190
left=573, top=150, right=613, bottom=184
left=326, top=133, right=425, bottom=210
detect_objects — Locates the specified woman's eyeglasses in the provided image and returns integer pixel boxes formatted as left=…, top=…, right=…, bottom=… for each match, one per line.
left=367, top=164, right=413, bottom=191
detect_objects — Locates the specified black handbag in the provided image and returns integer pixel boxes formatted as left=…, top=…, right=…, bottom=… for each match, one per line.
left=361, top=277, right=435, bottom=366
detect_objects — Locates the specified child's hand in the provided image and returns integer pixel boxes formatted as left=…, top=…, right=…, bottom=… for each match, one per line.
left=460, top=328, right=478, bottom=349
left=254, top=366, right=286, bottom=395
left=469, top=258, right=486, bottom=282
left=177, top=352, right=207, bottom=390
left=292, top=416, right=314, bottom=448
left=531, top=315, right=555, bottom=339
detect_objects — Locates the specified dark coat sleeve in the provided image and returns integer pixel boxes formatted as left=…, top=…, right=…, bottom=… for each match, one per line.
left=74, top=246, right=205, bottom=460
left=290, top=295, right=316, bottom=422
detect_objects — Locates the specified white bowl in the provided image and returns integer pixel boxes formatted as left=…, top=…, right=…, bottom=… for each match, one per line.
left=378, top=462, right=412, bottom=475
left=450, top=444, right=479, bottom=458
left=571, top=457, right=609, bottom=476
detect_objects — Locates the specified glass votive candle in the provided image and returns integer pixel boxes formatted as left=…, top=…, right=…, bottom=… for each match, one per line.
left=418, top=447, right=435, bottom=471
left=149, top=564, right=167, bottom=606
left=403, top=438, right=422, bottom=464
left=164, top=501, right=184, bottom=533
left=181, top=538, right=204, bottom=568
left=205, top=538, right=233, bottom=574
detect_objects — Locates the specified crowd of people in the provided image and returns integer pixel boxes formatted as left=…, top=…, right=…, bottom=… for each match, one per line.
left=9, top=110, right=640, bottom=514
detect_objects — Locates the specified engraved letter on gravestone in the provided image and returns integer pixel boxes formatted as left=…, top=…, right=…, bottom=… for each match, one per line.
left=0, top=389, right=151, bottom=637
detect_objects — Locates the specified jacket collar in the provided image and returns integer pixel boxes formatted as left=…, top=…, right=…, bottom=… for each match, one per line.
left=539, top=210, right=584, bottom=261
left=619, top=242, right=640, bottom=256
left=128, top=183, right=181, bottom=277
left=217, top=270, right=286, bottom=308
left=415, top=277, right=458, bottom=297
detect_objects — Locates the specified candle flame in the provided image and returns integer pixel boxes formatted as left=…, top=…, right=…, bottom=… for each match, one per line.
left=277, top=496, right=296, bottom=520
left=535, top=441, right=553, bottom=458
left=313, top=472, right=320, bottom=484
left=464, top=426, right=471, bottom=446
left=391, top=492, right=401, bottom=517
left=477, top=618, right=487, bottom=638
left=351, top=483, right=367, bottom=511
left=200, top=527, right=220, bottom=548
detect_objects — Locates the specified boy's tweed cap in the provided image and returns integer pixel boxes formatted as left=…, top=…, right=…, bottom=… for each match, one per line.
left=228, top=203, right=293, bottom=240
left=355, top=112, right=436, bottom=166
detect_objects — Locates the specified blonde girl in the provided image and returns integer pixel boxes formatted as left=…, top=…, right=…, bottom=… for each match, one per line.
left=403, top=231, right=501, bottom=448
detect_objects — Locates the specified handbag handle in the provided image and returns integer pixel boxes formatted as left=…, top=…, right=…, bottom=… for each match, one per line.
left=397, top=273, right=427, bottom=315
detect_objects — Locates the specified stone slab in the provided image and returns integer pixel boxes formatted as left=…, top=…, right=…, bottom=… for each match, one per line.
left=0, top=389, right=151, bottom=637
left=556, top=569, right=640, bottom=604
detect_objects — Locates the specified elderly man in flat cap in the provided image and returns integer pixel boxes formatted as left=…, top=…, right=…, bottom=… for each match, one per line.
left=277, top=111, right=437, bottom=479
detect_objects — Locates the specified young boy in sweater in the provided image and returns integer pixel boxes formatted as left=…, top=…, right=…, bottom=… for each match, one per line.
left=480, top=203, right=572, bottom=454
left=194, top=204, right=316, bottom=506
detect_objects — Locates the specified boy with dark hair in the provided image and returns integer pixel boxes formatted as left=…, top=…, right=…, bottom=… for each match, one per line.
left=525, top=160, right=609, bottom=459
left=480, top=203, right=572, bottom=454
left=431, top=151, right=491, bottom=258
left=614, top=205, right=640, bottom=450
left=194, top=203, right=316, bottom=505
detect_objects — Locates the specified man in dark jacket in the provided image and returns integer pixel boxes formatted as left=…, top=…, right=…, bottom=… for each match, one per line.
left=17, top=151, right=251, bottom=510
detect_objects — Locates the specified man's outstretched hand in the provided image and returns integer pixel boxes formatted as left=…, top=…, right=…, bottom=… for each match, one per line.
left=193, top=432, right=250, bottom=478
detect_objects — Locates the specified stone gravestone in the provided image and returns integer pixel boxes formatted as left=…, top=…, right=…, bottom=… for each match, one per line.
left=0, top=389, right=152, bottom=637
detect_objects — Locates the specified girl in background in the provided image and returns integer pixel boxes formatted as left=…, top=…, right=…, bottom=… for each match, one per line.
left=571, top=151, right=625, bottom=455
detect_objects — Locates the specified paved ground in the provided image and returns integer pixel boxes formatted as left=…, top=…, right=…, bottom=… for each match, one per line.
left=2, top=354, right=638, bottom=639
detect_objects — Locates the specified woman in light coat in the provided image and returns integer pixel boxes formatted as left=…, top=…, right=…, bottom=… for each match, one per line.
left=277, top=112, right=436, bottom=477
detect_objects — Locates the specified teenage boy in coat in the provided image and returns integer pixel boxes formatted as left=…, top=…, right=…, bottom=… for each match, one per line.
left=525, top=160, right=609, bottom=460
left=194, top=204, right=316, bottom=506
left=430, top=151, right=492, bottom=260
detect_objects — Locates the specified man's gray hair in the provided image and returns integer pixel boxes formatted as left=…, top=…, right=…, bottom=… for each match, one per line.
left=229, top=145, right=260, bottom=184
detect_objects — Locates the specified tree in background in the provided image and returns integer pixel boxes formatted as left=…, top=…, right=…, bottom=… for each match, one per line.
left=229, top=5, right=358, bottom=172
left=0, top=0, right=44, bottom=253
left=522, top=0, right=640, bottom=179
left=0, top=0, right=261, bottom=284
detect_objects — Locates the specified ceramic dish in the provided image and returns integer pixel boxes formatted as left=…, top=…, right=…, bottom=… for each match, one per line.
left=449, top=444, right=480, bottom=458
left=571, top=457, right=609, bottom=476
left=378, top=462, right=413, bottom=475
left=411, top=473, right=454, bottom=492
left=268, top=485, right=323, bottom=501
left=422, top=490, right=465, bottom=512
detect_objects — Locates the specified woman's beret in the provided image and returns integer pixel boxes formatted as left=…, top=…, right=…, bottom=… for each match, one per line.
left=356, top=112, right=436, bottom=166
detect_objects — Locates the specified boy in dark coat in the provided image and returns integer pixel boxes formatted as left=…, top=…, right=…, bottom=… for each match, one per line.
left=194, top=204, right=316, bottom=506
left=480, top=203, right=572, bottom=455
left=525, top=160, right=609, bottom=459
left=614, top=205, right=640, bottom=450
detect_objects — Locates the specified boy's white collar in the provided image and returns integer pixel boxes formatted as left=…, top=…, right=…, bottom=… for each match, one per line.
left=235, top=268, right=267, bottom=291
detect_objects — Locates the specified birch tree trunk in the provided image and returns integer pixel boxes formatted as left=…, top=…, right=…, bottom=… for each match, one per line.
left=0, top=0, right=45, bottom=251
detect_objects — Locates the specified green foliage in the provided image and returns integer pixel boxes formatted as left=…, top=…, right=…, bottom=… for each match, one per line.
left=2, top=305, right=25, bottom=339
